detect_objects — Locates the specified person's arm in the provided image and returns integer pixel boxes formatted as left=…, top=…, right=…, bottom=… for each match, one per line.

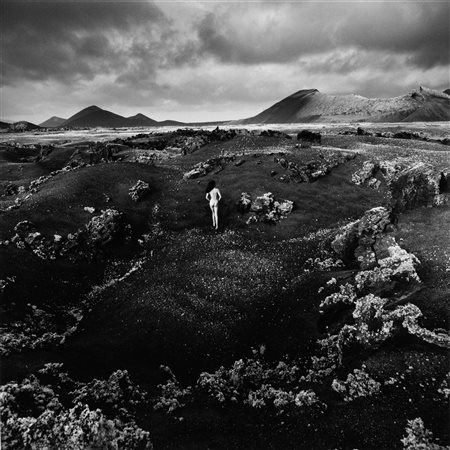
left=217, top=189, right=222, bottom=201
left=206, top=192, right=210, bottom=201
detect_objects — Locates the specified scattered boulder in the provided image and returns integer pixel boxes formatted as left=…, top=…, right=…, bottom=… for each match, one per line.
left=11, top=221, right=57, bottom=259
left=393, top=131, right=418, bottom=140
left=275, top=198, right=294, bottom=217
left=85, top=209, right=123, bottom=246
left=84, top=206, right=95, bottom=214
left=357, top=127, right=372, bottom=136
left=236, top=192, right=252, bottom=213
left=183, top=168, right=203, bottom=180
left=183, top=154, right=237, bottom=179
left=129, top=180, right=150, bottom=202
left=297, top=130, right=321, bottom=144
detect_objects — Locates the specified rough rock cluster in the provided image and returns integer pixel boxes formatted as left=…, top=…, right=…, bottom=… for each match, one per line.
left=115, top=127, right=238, bottom=155
left=237, top=192, right=294, bottom=224
left=183, top=154, right=237, bottom=179
left=259, top=129, right=292, bottom=139
left=9, top=209, right=124, bottom=261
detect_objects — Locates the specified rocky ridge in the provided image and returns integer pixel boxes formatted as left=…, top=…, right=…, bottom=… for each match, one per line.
left=273, top=152, right=356, bottom=183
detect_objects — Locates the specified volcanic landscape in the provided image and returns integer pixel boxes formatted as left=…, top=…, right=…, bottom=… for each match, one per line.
left=1, top=87, right=449, bottom=449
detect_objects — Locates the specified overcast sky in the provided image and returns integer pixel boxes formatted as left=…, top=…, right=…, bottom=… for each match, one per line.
left=1, top=0, right=449, bottom=123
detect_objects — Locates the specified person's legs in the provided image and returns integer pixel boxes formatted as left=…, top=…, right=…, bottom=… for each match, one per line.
left=213, top=205, right=219, bottom=230
left=210, top=204, right=216, bottom=228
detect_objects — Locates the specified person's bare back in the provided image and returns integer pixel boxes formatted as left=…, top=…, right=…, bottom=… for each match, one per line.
left=205, top=181, right=221, bottom=230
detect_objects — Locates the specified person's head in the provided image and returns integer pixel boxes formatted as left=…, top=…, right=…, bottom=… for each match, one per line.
left=205, top=180, right=216, bottom=193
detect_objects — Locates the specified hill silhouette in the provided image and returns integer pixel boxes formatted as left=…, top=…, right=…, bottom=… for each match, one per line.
left=237, top=86, right=450, bottom=124
left=39, top=116, right=66, bottom=128
left=59, top=105, right=186, bottom=128
left=126, top=113, right=158, bottom=127
left=8, top=121, right=41, bottom=131
left=61, top=105, right=131, bottom=128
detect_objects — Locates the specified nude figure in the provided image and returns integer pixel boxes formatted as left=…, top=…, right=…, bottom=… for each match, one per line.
left=205, top=180, right=222, bottom=230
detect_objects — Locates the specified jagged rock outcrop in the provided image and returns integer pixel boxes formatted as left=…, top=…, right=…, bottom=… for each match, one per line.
left=390, top=164, right=449, bottom=211
left=318, top=206, right=448, bottom=366
left=331, top=207, right=420, bottom=281
left=129, top=180, right=150, bottom=202
left=353, top=160, right=450, bottom=212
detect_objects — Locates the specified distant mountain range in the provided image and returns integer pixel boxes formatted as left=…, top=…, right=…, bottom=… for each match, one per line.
left=235, top=86, right=450, bottom=124
left=4, top=87, right=450, bottom=131
left=38, top=106, right=187, bottom=129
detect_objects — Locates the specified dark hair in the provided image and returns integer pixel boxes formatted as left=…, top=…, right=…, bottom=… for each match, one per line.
left=205, top=180, right=216, bottom=193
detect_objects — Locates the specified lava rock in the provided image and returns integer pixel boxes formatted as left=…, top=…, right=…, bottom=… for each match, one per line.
left=236, top=192, right=252, bottom=213
left=85, top=209, right=123, bottom=246
left=297, top=130, right=321, bottom=143
left=129, top=180, right=150, bottom=202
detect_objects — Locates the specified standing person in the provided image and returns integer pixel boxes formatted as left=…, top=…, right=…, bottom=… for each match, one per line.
left=205, top=180, right=221, bottom=230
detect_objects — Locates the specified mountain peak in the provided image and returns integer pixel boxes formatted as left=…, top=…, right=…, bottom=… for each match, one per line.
left=128, top=113, right=148, bottom=119
left=39, top=116, right=66, bottom=127
left=82, top=105, right=103, bottom=112
left=288, top=89, right=319, bottom=99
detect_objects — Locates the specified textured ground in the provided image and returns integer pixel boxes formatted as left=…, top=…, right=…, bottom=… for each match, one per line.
left=0, top=125, right=449, bottom=449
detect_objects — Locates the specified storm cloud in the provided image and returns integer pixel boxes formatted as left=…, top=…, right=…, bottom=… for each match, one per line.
left=1, top=0, right=449, bottom=123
